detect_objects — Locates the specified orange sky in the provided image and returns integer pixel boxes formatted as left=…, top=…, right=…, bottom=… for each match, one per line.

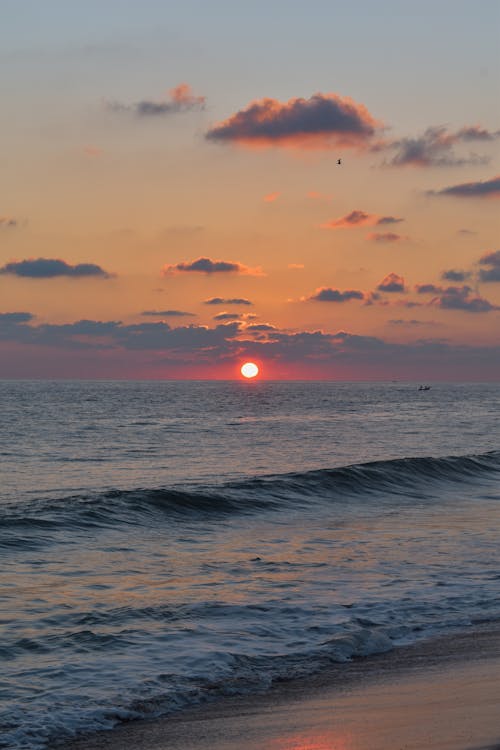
left=1, top=2, right=499, bottom=379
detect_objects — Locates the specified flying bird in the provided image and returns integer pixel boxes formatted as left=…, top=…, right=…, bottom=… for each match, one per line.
left=337, top=158, right=342, bottom=165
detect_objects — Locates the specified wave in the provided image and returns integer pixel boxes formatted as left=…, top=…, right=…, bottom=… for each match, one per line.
left=1, top=451, right=499, bottom=544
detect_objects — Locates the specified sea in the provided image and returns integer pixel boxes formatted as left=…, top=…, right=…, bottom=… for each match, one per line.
left=1, top=380, right=499, bottom=749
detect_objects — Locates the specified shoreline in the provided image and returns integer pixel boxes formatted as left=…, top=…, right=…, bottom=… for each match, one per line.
left=59, top=623, right=500, bottom=750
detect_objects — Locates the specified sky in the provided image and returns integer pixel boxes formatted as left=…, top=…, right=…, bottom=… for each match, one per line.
left=1, top=0, right=499, bottom=379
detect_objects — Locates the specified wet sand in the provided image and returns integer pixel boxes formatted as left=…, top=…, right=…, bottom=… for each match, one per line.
left=60, top=625, right=500, bottom=750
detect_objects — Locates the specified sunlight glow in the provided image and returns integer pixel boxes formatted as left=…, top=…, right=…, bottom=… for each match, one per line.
left=241, top=362, right=259, bottom=378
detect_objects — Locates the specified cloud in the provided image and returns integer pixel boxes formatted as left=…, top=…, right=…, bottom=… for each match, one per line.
left=0, top=217, right=18, bottom=228
left=366, top=232, right=405, bottom=243
left=108, top=83, right=205, bottom=116
left=142, top=309, right=195, bottom=317
left=479, top=250, right=500, bottom=282
left=1, top=314, right=499, bottom=379
left=263, top=192, right=281, bottom=202
left=457, top=228, right=477, bottom=236
left=321, top=210, right=403, bottom=229
left=206, top=92, right=382, bottom=150
left=0, top=311, right=34, bottom=323
left=388, top=319, right=436, bottom=327
left=430, top=285, right=498, bottom=313
left=0, top=258, right=112, bottom=279
left=306, top=287, right=365, bottom=302
left=163, top=257, right=263, bottom=276
left=246, top=323, right=277, bottom=332
left=204, top=297, right=253, bottom=306
left=288, top=263, right=305, bottom=269
left=213, top=312, right=242, bottom=321
left=416, top=284, right=442, bottom=294
left=377, top=273, right=405, bottom=293
left=376, top=216, right=405, bottom=225
left=441, top=269, right=471, bottom=282
left=428, top=175, right=500, bottom=198
left=383, top=125, right=498, bottom=167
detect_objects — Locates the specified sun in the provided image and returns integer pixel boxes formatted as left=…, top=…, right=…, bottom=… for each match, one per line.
left=241, top=362, right=259, bottom=379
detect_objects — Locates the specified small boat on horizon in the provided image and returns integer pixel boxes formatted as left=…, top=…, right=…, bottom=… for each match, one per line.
left=418, top=385, right=431, bottom=391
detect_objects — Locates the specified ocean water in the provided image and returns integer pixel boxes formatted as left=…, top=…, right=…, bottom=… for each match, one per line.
left=0, top=380, right=499, bottom=749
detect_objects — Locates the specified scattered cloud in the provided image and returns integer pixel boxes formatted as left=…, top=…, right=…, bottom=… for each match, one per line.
left=108, top=83, right=205, bottom=117
left=213, top=312, right=242, bottom=321
left=428, top=174, right=500, bottom=198
left=163, top=257, right=263, bottom=276
left=204, top=297, right=253, bottom=306
left=366, top=232, right=406, bottom=243
left=441, top=269, right=471, bottom=282
left=305, top=287, right=365, bottom=302
left=0, top=258, right=112, bottom=279
left=431, top=285, right=498, bottom=313
left=206, top=92, right=382, bottom=150
left=377, top=216, right=405, bottom=225
left=416, top=284, right=442, bottom=295
left=142, top=309, right=196, bottom=317
left=382, top=125, right=498, bottom=167
left=246, top=323, right=277, bottom=332
left=457, top=228, right=477, bottom=236
left=321, top=210, right=403, bottom=229
left=0, top=311, right=34, bottom=323
left=479, top=250, right=500, bottom=282
left=377, top=273, right=406, bottom=293
left=263, top=191, right=281, bottom=202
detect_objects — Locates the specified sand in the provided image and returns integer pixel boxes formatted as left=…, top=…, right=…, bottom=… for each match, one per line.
left=59, top=625, right=500, bottom=750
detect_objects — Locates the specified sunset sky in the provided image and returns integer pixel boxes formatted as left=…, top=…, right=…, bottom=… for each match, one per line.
left=1, top=0, right=499, bottom=379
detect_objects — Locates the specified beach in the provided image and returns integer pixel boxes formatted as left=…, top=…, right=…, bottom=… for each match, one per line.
left=60, top=624, right=500, bottom=750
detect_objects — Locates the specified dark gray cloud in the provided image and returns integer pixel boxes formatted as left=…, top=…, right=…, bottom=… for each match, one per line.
left=108, top=83, right=206, bottom=117
left=383, top=125, right=498, bottom=167
left=416, top=284, right=442, bottom=294
left=0, top=312, right=34, bottom=323
left=377, top=273, right=405, bottom=293
left=1, top=314, right=499, bottom=379
left=0, top=258, right=112, bottom=279
left=428, top=175, right=500, bottom=198
left=441, top=269, right=471, bottom=282
left=478, top=250, right=500, bottom=282
left=206, top=92, right=381, bottom=149
left=204, top=297, right=253, bottom=305
left=246, top=323, right=276, bottom=331
left=376, top=216, right=404, bottom=225
left=142, top=309, right=195, bottom=317
left=213, top=312, right=242, bottom=321
left=163, top=257, right=261, bottom=275
left=432, top=285, right=498, bottom=313
left=306, top=287, right=365, bottom=302
left=322, top=210, right=404, bottom=229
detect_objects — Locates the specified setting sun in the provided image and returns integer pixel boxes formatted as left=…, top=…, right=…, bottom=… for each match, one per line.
left=241, top=362, right=259, bottom=379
